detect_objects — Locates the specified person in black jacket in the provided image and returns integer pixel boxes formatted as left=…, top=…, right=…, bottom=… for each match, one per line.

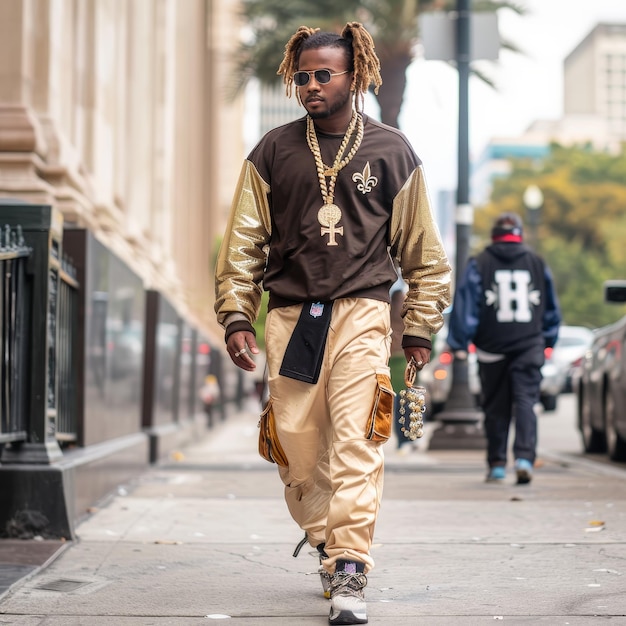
left=447, top=213, right=561, bottom=484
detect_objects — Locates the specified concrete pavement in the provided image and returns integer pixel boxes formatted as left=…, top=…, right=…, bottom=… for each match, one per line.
left=1, top=394, right=626, bottom=624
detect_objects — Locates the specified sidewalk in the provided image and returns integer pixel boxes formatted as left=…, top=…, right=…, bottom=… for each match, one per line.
left=1, top=395, right=626, bottom=624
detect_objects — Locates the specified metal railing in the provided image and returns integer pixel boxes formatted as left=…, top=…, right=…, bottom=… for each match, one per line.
left=0, top=226, right=31, bottom=444
left=56, top=256, right=79, bottom=443
left=0, top=221, right=80, bottom=448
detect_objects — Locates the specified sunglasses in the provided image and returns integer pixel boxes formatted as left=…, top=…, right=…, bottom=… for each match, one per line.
left=293, top=69, right=350, bottom=87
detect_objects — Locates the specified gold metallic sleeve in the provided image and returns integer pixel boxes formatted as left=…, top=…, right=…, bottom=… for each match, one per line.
left=214, top=160, right=272, bottom=328
left=389, top=165, right=452, bottom=341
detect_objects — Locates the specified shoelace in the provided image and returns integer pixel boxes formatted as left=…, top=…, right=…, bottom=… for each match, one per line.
left=293, top=532, right=328, bottom=559
left=330, top=571, right=367, bottom=598
left=293, top=534, right=308, bottom=557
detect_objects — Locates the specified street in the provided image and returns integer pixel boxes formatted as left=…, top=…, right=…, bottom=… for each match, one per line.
left=1, top=391, right=625, bottom=624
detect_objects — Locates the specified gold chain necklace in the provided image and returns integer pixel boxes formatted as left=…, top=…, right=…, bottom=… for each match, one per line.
left=306, top=111, right=364, bottom=246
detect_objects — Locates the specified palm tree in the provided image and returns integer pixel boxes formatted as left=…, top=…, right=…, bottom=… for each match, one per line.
left=232, top=0, right=526, bottom=128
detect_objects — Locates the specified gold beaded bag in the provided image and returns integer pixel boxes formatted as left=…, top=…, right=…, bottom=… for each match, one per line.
left=398, top=357, right=427, bottom=440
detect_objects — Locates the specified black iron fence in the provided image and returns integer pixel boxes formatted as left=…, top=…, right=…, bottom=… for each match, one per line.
left=0, top=226, right=31, bottom=445
left=0, top=218, right=80, bottom=450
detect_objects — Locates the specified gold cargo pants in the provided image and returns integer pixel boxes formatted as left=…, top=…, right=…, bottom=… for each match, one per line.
left=265, top=298, right=393, bottom=574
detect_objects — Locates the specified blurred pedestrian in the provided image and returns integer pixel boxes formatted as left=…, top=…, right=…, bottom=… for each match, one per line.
left=215, top=22, right=451, bottom=625
left=199, top=374, right=220, bottom=428
left=447, top=213, right=561, bottom=485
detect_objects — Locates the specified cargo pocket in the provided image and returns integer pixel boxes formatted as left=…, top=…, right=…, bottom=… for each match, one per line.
left=258, top=400, right=289, bottom=467
left=365, top=373, right=394, bottom=442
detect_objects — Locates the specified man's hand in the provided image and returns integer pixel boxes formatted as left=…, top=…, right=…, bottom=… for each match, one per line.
left=226, top=330, right=259, bottom=372
left=403, top=347, right=431, bottom=371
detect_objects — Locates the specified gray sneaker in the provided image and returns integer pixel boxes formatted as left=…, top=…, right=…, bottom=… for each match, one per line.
left=328, top=559, right=368, bottom=625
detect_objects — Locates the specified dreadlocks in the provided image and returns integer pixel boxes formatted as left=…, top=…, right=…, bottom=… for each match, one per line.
left=277, top=22, right=382, bottom=111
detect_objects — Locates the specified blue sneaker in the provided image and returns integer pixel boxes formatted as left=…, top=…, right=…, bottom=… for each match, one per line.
left=515, top=459, right=533, bottom=485
left=486, top=466, right=506, bottom=483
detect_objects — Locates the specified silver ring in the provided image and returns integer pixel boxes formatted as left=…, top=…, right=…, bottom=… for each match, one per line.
left=417, top=360, right=423, bottom=367
left=234, top=348, right=247, bottom=358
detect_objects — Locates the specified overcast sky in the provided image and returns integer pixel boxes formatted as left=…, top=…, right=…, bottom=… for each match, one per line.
left=396, top=0, right=626, bottom=195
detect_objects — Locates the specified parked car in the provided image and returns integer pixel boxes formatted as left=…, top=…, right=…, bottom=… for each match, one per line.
left=530, top=324, right=595, bottom=410
left=420, top=315, right=578, bottom=415
left=550, top=325, right=595, bottom=393
left=418, top=317, right=480, bottom=416
left=575, top=280, right=626, bottom=461
left=537, top=350, right=563, bottom=412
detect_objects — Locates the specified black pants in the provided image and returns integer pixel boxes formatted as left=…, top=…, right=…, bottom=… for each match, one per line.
left=478, top=344, right=544, bottom=467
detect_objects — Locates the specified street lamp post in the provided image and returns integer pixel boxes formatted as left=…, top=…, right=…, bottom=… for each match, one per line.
left=428, top=0, right=485, bottom=450
left=523, top=184, right=543, bottom=250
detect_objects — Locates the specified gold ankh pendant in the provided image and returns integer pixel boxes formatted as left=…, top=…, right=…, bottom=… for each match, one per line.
left=318, top=203, right=343, bottom=246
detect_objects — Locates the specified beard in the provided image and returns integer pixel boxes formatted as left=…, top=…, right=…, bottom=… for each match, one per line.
left=306, top=90, right=352, bottom=119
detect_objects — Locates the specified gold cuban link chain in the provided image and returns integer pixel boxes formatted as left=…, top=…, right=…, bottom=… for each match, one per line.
left=306, top=111, right=364, bottom=246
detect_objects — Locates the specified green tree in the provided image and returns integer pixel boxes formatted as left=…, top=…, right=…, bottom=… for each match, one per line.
left=475, top=144, right=626, bottom=328
left=233, top=0, right=525, bottom=128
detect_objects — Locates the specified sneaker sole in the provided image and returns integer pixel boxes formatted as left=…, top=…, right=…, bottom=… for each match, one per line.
left=328, top=608, right=368, bottom=625
left=516, top=469, right=532, bottom=484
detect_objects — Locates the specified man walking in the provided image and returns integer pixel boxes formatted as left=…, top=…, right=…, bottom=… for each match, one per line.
left=214, top=22, right=451, bottom=625
left=447, top=213, right=561, bottom=485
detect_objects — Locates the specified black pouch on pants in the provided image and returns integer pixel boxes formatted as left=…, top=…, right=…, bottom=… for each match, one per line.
left=279, top=301, right=333, bottom=384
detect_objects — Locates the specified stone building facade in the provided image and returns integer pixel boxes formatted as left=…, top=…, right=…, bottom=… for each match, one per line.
left=0, top=0, right=245, bottom=341
left=0, top=0, right=248, bottom=538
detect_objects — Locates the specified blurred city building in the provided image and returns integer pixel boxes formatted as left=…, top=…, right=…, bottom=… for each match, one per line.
left=564, top=22, right=626, bottom=141
left=258, top=83, right=302, bottom=139
left=471, top=22, right=626, bottom=205
left=0, top=0, right=245, bottom=340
